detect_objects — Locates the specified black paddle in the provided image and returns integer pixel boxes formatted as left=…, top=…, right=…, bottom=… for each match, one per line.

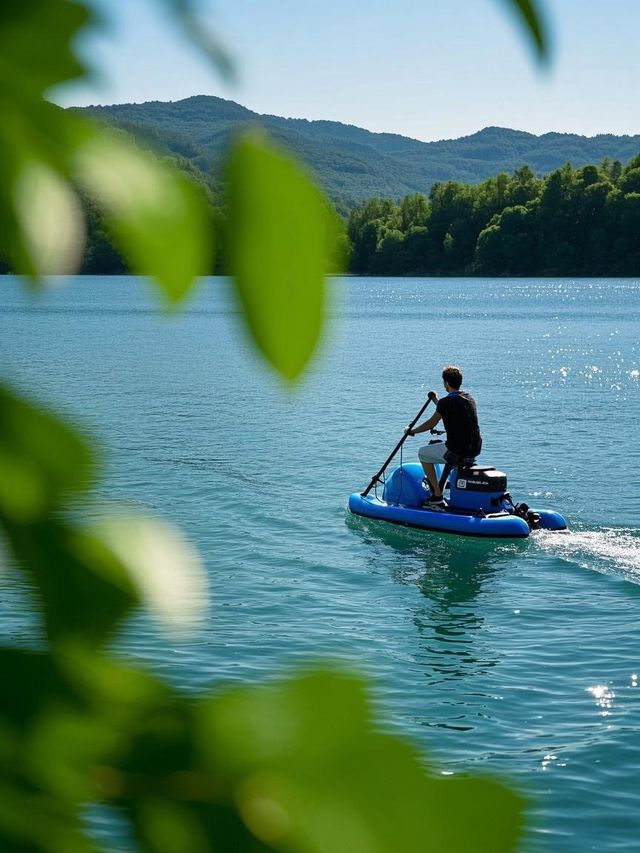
left=361, top=391, right=437, bottom=497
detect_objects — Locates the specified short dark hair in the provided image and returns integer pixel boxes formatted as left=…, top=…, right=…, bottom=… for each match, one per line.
left=442, top=365, right=463, bottom=389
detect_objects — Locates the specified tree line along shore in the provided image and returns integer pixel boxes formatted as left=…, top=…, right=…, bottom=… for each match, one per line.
left=349, top=157, right=640, bottom=277
left=2, top=155, right=639, bottom=278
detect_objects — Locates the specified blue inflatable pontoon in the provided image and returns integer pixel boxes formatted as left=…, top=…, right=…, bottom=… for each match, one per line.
left=349, top=462, right=567, bottom=539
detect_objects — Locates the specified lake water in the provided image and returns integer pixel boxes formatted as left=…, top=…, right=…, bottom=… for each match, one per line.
left=1, top=275, right=639, bottom=851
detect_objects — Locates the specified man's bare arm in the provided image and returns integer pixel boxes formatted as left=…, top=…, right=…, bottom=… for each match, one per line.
left=406, top=411, right=442, bottom=435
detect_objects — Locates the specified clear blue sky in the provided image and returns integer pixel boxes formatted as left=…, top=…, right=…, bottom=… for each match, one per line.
left=55, top=0, right=640, bottom=142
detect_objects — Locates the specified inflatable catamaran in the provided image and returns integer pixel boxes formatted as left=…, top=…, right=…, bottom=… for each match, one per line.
left=348, top=395, right=567, bottom=539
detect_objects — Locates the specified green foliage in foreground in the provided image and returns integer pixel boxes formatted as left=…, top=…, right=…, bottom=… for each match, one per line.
left=348, top=158, right=640, bottom=276
left=0, top=0, right=555, bottom=848
left=1, top=644, right=524, bottom=852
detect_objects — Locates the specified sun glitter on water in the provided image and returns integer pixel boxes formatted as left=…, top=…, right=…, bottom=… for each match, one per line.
left=587, top=684, right=616, bottom=716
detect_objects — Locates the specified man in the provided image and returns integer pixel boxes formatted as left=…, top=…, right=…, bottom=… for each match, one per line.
left=405, top=365, right=482, bottom=508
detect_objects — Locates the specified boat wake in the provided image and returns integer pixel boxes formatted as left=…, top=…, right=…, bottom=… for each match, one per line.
left=535, top=526, right=640, bottom=585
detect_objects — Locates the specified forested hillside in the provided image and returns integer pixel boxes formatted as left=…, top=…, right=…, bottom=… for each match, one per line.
left=77, top=95, right=640, bottom=211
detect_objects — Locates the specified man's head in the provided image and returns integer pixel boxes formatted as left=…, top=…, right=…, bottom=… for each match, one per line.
left=442, top=365, right=463, bottom=391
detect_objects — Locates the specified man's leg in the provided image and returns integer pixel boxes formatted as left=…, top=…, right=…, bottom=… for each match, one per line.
left=417, top=443, right=447, bottom=499
left=421, top=461, right=442, bottom=498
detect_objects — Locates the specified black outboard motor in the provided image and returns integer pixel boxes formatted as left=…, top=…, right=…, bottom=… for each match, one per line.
left=448, top=464, right=508, bottom=513
left=448, top=464, right=543, bottom=528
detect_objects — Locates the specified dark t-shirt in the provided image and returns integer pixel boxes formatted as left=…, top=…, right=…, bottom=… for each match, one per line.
left=436, top=391, right=482, bottom=458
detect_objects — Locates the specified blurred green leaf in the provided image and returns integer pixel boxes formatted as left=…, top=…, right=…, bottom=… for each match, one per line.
left=0, top=649, right=102, bottom=852
left=0, top=649, right=77, bottom=731
left=136, top=800, right=211, bottom=853
left=13, top=159, right=85, bottom=275
left=0, top=648, right=166, bottom=852
left=199, top=669, right=524, bottom=852
left=26, top=709, right=116, bottom=802
left=95, top=513, right=208, bottom=633
left=0, top=794, right=98, bottom=853
left=10, top=650, right=169, bottom=800
left=75, top=132, right=214, bottom=303
left=0, top=0, right=91, bottom=97
left=0, top=102, right=88, bottom=277
left=227, top=132, right=338, bottom=381
left=0, top=647, right=170, bottom=850
left=0, top=2, right=92, bottom=276
left=5, top=519, right=138, bottom=647
left=0, top=384, right=95, bottom=523
left=0, top=1, right=213, bottom=295
left=59, top=646, right=167, bottom=723
left=100, top=692, right=269, bottom=851
left=500, top=0, right=549, bottom=60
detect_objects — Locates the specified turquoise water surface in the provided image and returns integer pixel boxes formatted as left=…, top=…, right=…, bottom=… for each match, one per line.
left=1, top=276, right=639, bottom=851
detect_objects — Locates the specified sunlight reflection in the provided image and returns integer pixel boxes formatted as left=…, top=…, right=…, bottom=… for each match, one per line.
left=587, top=684, right=616, bottom=716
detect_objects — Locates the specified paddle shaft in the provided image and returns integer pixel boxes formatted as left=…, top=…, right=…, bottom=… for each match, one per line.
left=361, top=393, right=436, bottom=497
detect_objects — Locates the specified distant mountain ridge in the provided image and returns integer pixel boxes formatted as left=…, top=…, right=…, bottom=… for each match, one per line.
left=76, top=95, right=640, bottom=210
